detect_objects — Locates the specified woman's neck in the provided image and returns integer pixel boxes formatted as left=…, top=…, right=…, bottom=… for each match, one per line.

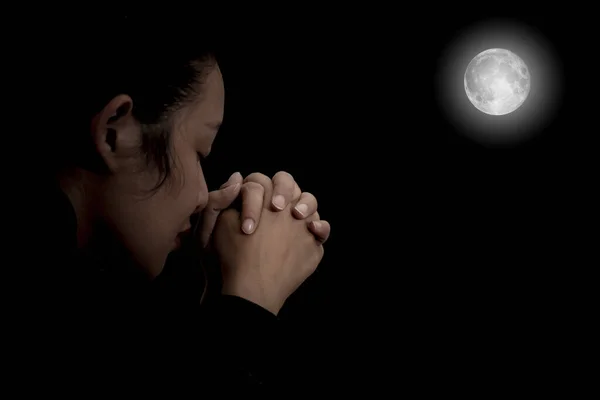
left=57, top=171, right=149, bottom=284
left=58, top=169, right=98, bottom=248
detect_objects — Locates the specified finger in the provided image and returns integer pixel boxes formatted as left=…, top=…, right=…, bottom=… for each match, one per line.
left=291, top=182, right=302, bottom=203
left=303, top=211, right=320, bottom=223
left=240, top=182, right=265, bottom=234
left=198, top=178, right=242, bottom=247
left=200, top=186, right=241, bottom=247
left=243, top=172, right=273, bottom=209
left=209, top=173, right=243, bottom=212
left=308, top=220, right=331, bottom=243
left=211, top=208, right=241, bottom=249
left=196, top=171, right=242, bottom=218
left=219, top=171, right=244, bottom=191
left=292, top=192, right=318, bottom=220
left=271, top=171, right=297, bottom=211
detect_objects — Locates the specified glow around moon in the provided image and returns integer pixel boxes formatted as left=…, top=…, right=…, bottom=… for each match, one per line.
left=464, top=48, right=530, bottom=116
left=434, top=18, right=565, bottom=147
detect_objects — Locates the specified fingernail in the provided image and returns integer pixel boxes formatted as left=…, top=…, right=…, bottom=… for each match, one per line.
left=272, top=195, right=285, bottom=210
left=221, top=172, right=241, bottom=189
left=229, top=171, right=242, bottom=182
left=294, top=203, right=308, bottom=216
left=312, top=221, right=322, bottom=229
left=225, top=183, right=240, bottom=192
left=242, top=219, right=255, bottom=234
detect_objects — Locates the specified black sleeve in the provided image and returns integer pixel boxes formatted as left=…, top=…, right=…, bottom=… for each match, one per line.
left=198, top=294, right=282, bottom=387
left=147, top=256, right=286, bottom=387
left=148, top=293, right=287, bottom=390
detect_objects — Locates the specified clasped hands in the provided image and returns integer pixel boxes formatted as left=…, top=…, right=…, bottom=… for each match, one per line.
left=196, top=171, right=331, bottom=315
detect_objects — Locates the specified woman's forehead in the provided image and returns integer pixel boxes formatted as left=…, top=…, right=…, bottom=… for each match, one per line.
left=179, top=66, right=224, bottom=122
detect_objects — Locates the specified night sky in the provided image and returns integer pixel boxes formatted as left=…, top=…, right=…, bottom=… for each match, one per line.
left=16, top=6, right=590, bottom=391
left=206, top=9, right=590, bottom=388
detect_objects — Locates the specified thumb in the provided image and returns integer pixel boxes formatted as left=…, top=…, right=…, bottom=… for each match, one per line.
left=199, top=172, right=242, bottom=247
left=212, top=171, right=243, bottom=209
left=220, top=171, right=243, bottom=190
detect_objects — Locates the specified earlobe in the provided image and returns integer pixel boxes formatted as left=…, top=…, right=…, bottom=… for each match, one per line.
left=90, top=95, right=135, bottom=173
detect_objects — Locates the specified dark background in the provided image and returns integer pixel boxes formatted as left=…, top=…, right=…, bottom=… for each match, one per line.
left=13, top=6, right=590, bottom=392
left=201, top=9, right=591, bottom=389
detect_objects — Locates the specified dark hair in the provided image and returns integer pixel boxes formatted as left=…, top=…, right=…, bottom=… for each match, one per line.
left=48, top=14, right=217, bottom=190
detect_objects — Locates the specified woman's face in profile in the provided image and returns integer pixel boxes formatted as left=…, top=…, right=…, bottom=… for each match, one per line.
left=100, top=64, right=224, bottom=277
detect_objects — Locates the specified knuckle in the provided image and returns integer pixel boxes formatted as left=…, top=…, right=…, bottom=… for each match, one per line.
left=241, top=184, right=263, bottom=212
left=292, top=183, right=302, bottom=198
left=242, top=181, right=264, bottom=193
left=244, top=172, right=270, bottom=185
left=208, top=190, right=229, bottom=207
left=273, top=171, right=294, bottom=181
left=303, top=192, right=318, bottom=207
left=273, top=172, right=296, bottom=195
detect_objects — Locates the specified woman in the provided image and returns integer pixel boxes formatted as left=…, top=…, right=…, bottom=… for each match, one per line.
left=30, top=17, right=331, bottom=390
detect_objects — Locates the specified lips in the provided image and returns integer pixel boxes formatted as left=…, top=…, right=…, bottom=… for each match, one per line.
left=173, top=235, right=182, bottom=249
left=180, top=221, right=192, bottom=234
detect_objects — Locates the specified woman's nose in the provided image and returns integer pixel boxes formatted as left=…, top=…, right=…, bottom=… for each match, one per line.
left=195, top=189, right=209, bottom=214
left=190, top=192, right=208, bottom=236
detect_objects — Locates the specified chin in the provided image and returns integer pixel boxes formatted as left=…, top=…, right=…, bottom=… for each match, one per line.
left=134, top=250, right=170, bottom=280
left=150, top=256, right=170, bottom=278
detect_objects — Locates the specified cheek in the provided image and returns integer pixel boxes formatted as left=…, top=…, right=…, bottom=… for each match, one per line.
left=180, top=157, right=209, bottom=212
left=169, top=135, right=209, bottom=214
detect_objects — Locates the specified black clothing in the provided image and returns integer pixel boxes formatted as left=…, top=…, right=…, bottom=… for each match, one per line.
left=17, top=183, right=287, bottom=391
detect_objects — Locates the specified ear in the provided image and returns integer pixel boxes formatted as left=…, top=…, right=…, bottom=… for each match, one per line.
left=90, top=94, right=139, bottom=173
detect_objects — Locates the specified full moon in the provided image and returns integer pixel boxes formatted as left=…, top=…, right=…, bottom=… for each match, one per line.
left=464, top=48, right=530, bottom=116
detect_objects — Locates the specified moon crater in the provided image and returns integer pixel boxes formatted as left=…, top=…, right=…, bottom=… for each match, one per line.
left=464, top=48, right=530, bottom=116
